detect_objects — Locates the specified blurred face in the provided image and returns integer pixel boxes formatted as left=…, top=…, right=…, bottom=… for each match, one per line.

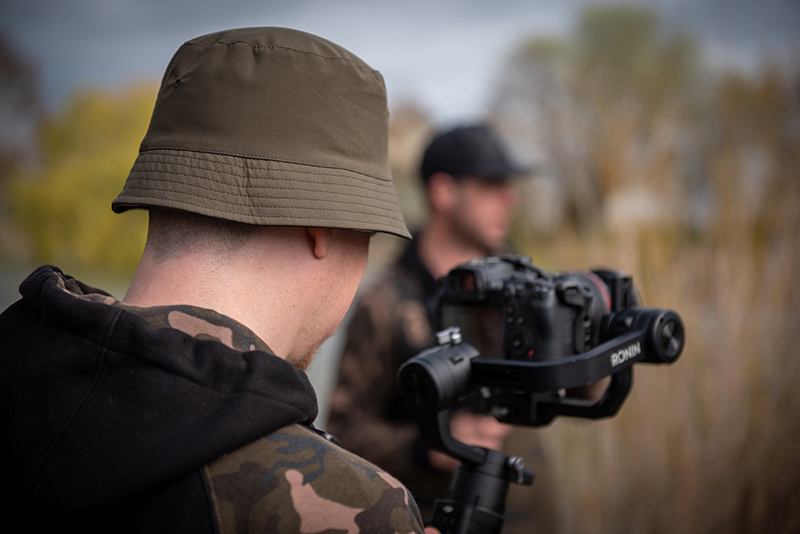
left=450, top=176, right=519, bottom=254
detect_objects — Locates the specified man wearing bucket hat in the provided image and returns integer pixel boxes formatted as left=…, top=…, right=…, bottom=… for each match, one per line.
left=327, top=125, right=560, bottom=530
left=0, top=27, right=429, bottom=533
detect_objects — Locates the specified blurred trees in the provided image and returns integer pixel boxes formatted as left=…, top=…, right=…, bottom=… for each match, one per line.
left=0, top=36, right=40, bottom=177
left=7, top=86, right=155, bottom=274
left=388, top=103, right=433, bottom=233
left=360, top=103, right=434, bottom=273
left=0, top=36, right=42, bottom=259
left=490, top=5, right=800, bottom=534
left=492, top=5, right=700, bottom=236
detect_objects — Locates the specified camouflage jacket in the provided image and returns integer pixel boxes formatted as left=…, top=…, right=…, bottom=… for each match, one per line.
left=0, top=265, right=424, bottom=533
left=327, top=241, right=452, bottom=508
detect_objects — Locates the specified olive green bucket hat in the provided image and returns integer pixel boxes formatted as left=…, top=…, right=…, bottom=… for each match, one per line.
left=112, top=27, right=410, bottom=239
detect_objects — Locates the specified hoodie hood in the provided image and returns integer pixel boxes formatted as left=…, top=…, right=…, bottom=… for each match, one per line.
left=0, top=265, right=318, bottom=514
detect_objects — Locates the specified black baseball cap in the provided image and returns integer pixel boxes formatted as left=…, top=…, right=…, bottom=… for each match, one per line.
left=420, top=124, right=529, bottom=183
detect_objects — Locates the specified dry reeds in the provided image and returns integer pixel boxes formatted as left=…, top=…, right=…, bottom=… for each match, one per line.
left=499, top=60, right=800, bottom=534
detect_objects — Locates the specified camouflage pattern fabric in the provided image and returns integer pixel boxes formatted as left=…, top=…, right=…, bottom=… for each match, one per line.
left=57, top=274, right=272, bottom=354
left=56, top=273, right=425, bottom=533
left=114, top=302, right=273, bottom=353
left=206, top=424, right=424, bottom=534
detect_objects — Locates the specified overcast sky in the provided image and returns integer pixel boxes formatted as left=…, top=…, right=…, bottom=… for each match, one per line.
left=1, top=0, right=798, bottom=126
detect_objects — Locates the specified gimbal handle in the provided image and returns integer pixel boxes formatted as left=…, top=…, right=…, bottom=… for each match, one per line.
left=419, top=409, right=534, bottom=534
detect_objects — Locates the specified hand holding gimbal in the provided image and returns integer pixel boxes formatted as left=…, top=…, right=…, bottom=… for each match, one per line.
left=397, top=256, right=684, bottom=534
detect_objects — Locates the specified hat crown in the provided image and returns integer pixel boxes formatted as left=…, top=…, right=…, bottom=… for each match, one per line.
left=113, top=27, right=410, bottom=239
left=142, top=27, right=389, bottom=179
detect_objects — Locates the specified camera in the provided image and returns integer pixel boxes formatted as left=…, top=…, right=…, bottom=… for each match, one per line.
left=399, top=255, right=683, bottom=425
left=440, top=255, right=636, bottom=361
left=396, top=255, right=684, bottom=533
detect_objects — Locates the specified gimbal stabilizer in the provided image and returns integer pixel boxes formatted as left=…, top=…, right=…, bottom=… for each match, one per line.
left=397, top=307, right=684, bottom=534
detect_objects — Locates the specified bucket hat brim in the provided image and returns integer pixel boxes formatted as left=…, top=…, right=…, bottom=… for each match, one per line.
left=113, top=148, right=411, bottom=239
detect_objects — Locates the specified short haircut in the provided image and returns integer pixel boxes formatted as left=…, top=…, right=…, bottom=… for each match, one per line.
left=146, top=208, right=258, bottom=263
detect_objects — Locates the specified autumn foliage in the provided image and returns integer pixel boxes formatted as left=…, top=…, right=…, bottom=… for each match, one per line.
left=8, top=87, right=155, bottom=273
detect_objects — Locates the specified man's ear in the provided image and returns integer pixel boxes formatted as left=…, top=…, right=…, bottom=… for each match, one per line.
left=427, top=172, right=458, bottom=213
left=306, top=227, right=333, bottom=259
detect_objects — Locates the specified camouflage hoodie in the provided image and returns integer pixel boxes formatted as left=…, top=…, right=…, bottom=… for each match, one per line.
left=0, top=265, right=424, bottom=533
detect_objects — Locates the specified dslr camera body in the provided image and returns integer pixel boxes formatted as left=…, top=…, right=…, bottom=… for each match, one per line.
left=441, top=255, right=634, bottom=361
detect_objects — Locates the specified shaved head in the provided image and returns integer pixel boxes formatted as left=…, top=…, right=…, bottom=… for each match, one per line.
left=145, top=208, right=258, bottom=263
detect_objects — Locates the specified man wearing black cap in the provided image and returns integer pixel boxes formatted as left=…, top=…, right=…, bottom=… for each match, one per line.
left=328, top=124, right=527, bottom=513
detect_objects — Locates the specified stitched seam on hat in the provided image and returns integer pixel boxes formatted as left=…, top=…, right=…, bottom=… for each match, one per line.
left=119, top=186, right=405, bottom=221
left=184, top=41, right=376, bottom=70
left=135, top=157, right=392, bottom=191
left=119, top=194, right=404, bottom=225
left=206, top=157, right=391, bottom=188
left=140, top=147, right=393, bottom=182
left=130, top=163, right=397, bottom=198
left=133, top=159, right=394, bottom=193
left=148, top=151, right=385, bottom=184
left=127, top=173, right=399, bottom=206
